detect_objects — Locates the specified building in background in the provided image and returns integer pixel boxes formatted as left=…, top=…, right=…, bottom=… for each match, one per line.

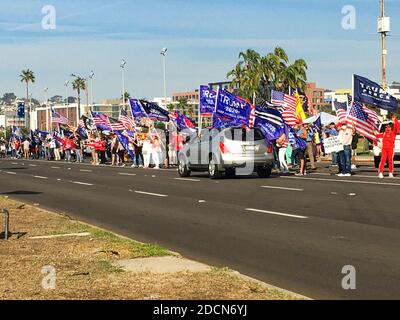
left=306, top=82, right=326, bottom=112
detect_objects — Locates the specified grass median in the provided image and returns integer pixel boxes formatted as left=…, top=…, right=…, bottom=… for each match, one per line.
left=0, top=196, right=304, bottom=300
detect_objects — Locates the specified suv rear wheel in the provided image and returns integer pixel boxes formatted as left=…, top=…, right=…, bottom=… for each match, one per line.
left=257, top=166, right=272, bottom=178
left=208, top=156, right=221, bottom=179
left=178, top=158, right=191, bottom=177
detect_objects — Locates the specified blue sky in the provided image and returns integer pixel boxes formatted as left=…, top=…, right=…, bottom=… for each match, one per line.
left=0, top=0, right=399, bottom=102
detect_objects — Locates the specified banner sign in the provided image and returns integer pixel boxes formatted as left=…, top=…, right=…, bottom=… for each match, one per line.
left=130, top=99, right=148, bottom=119
left=215, top=89, right=254, bottom=127
left=323, top=136, right=344, bottom=154
left=140, top=100, right=170, bottom=122
left=199, top=85, right=216, bottom=116
left=353, top=74, right=398, bottom=113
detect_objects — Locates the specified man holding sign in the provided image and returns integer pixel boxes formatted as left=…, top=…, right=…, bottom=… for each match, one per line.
left=337, top=122, right=355, bottom=177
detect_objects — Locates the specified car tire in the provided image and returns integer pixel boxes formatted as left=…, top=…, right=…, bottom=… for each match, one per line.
left=225, top=168, right=236, bottom=178
left=208, top=156, right=221, bottom=179
left=257, top=166, right=272, bottom=178
left=374, top=156, right=381, bottom=169
left=178, top=157, right=191, bottom=177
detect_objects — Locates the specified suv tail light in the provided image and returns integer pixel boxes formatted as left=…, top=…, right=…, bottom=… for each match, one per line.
left=219, top=142, right=230, bottom=154
left=267, top=145, right=273, bottom=153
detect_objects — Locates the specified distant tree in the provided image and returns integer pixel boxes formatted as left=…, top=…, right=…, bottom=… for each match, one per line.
left=50, top=95, right=63, bottom=104
left=67, top=96, right=77, bottom=104
left=20, top=69, right=36, bottom=102
left=122, top=92, right=131, bottom=103
left=2, top=93, right=17, bottom=104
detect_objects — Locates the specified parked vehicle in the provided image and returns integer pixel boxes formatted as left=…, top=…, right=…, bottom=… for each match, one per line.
left=373, top=121, right=400, bottom=168
left=178, top=127, right=275, bottom=179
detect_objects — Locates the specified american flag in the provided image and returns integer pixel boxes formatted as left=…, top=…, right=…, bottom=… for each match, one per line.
left=108, top=117, right=126, bottom=131
left=334, top=101, right=348, bottom=122
left=348, top=102, right=378, bottom=141
left=271, top=90, right=297, bottom=126
left=271, top=90, right=297, bottom=111
left=51, top=108, right=68, bottom=125
left=91, top=111, right=109, bottom=127
left=362, top=106, right=380, bottom=127
left=119, top=109, right=136, bottom=130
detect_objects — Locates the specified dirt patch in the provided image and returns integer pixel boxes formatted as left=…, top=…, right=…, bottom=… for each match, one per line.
left=0, top=197, right=304, bottom=300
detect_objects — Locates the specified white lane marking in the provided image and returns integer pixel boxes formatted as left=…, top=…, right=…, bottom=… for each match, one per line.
left=29, top=164, right=37, bottom=167
left=246, top=208, right=308, bottom=219
left=5, top=171, right=16, bottom=175
left=57, top=179, right=62, bottom=181
left=118, top=173, right=137, bottom=176
left=261, top=186, right=303, bottom=192
left=311, top=172, right=400, bottom=180
left=12, top=162, right=18, bottom=165
left=80, top=169, right=92, bottom=172
left=134, top=191, right=168, bottom=198
left=174, top=178, right=201, bottom=182
left=71, top=181, right=93, bottom=186
left=51, top=167, right=61, bottom=169
left=282, top=176, right=400, bottom=187
left=34, top=176, right=48, bottom=180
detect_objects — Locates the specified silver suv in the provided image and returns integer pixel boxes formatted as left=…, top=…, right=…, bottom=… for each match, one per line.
left=178, top=127, right=275, bottom=179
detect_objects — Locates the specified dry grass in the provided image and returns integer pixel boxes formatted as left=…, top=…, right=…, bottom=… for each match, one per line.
left=0, top=197, right=302, bottom=300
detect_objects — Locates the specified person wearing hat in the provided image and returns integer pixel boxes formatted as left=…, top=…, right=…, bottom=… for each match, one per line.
left=377, top=115, right=399, bottom=179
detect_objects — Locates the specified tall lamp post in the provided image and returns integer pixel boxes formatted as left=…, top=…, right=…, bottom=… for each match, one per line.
left=64, top=80, right=70, bottom=121
left=120, top=59, right=126, bottom=110
left=378, top=0, right=390, bottom=89
left=160, top=47, right=168, bottom=109
left=89, top=70, right=95, bottom=108
left=44, top=87, right=49, bottom=131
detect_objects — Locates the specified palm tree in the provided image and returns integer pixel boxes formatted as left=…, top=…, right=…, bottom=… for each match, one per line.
left=227, top=47, right=308, bottom=101
left=20, top=69, right=36, bottom=101
left=72, top=77, right=86, bottom=117
left=122, top=91, right=131, bottom=104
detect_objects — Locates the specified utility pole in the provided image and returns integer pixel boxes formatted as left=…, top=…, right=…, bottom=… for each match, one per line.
left=378, top=0, right=390, bottom=89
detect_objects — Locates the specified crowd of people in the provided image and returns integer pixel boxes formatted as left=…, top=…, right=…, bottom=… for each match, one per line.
left=0, top=130, right=185, bottom=169
left=1, top=115, right=399, bottom=178
left=273, top=115, right=400, bottom=178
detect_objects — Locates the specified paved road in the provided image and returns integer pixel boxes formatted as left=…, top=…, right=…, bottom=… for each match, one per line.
left=1, top=158, right=400, bottom=299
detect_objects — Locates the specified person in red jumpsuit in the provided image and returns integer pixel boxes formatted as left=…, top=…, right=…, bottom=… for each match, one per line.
left=377, top=115, right=399, bottom=179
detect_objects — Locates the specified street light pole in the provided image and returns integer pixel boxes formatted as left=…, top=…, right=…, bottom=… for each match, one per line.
left=160, top=48, right=168, bottom=109
left=44, top=87, right=49, bottom=132
left=89, top=71, right=94, bottom=108
left=378, top=0, right=390, bottom=89
left=120, top=59, right=126, bottom=110
left=65, top=80, right=69, bottom=122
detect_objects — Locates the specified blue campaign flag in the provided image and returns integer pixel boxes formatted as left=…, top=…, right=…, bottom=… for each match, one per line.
left=140, top=100, right=170, bottom=122
left=353, top=74, right=398, bottom=113
left=199, top=85, right=216, bottom=116
left=76, top=127, right=88, bottom=140
left=215, top=89, right=254, bottom=127
left=130, top=99, right=148, bottom=119
left=17, top=102, right=25, bottom=118
left=284, top=124, right=306, bottom=150
left=114, top=130, right=135, bottom=160
left=12, top=126, right=22, bottom=138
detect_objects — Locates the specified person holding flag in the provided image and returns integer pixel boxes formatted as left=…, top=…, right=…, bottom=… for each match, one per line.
left=377, top=115, right=399, bottom=179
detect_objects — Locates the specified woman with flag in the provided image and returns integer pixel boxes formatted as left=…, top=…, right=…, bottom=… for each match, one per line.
left=377, top=115, right=399, bottom=179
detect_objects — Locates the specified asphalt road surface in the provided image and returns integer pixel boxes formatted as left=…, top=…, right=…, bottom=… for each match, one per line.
left=1, top=158, right=400, bottom=299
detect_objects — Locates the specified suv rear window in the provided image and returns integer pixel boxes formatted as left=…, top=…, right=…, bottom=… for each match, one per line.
left=224, top=128, right=265, bottom=141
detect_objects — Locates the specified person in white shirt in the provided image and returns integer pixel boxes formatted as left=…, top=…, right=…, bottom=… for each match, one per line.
left=337, top=122, right=355, bottom=177
left=23, top=139, right=30, bottom=159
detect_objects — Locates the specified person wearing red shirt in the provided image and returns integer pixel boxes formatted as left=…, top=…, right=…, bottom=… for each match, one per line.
left=377, top=115, right=399, bottom=179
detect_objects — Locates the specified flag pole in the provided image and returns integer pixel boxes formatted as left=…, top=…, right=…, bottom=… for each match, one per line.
left=198, top=86, right=202, bottom=136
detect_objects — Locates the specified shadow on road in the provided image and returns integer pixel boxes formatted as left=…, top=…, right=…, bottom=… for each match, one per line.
left=1, top=191, right=43, bottom=195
